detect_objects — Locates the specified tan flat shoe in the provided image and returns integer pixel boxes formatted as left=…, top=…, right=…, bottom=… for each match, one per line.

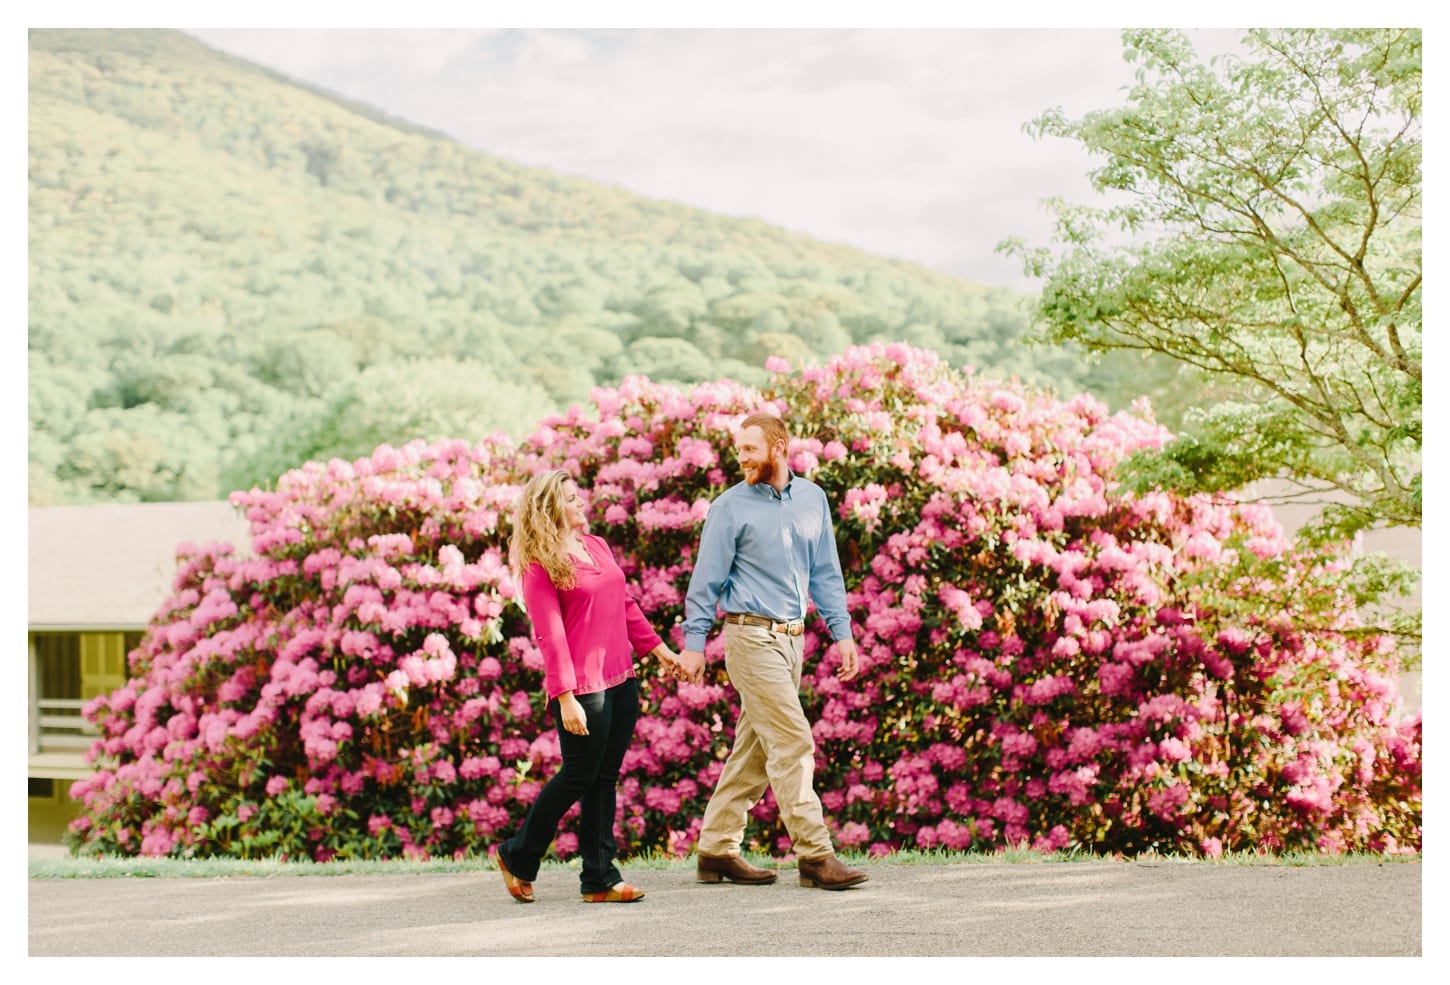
left=581, top=882, right=645, bottom=903
left=496, top=852, right=535, bottom=903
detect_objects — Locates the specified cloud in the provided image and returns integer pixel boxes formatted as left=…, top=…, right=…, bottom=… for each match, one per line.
left=193, top=27, right=496, bottom=77
left=184, top=27, right=1244, bottom=289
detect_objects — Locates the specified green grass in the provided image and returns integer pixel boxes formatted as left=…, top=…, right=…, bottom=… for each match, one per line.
left=28, top=845, right=1420, bottom=879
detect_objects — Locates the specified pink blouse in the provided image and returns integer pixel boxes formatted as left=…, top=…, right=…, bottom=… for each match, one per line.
left=520, top=533, right=664, bottom=699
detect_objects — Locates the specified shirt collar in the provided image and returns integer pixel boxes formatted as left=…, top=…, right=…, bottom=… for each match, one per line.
left=749, top=468, right=796, bottom=500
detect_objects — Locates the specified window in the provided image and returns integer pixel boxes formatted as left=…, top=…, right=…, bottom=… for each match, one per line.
left=30, top=631, right=140, bottom=755
left=32, top=633, right=82, bottom=702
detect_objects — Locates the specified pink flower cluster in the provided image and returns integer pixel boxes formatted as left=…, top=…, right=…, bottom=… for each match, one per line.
left=64, top=343, right=1420, bottom=861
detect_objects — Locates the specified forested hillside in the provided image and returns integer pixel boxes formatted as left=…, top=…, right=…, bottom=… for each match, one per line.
left=28, top=28, right=1160, bottom=506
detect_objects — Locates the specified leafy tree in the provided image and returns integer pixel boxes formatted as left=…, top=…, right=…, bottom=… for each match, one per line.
left=61, top=405, right=221, bottom=502
left=28, top=356, right=91, bottom=445
left=249, top=328, right=360, bottom=400
left=628, top=282, right=709, bottom=341
left=707, top=289, right=786, bottom=330
left=533, top=275, right=611, bottom=318
left=309, top=358, right=556, bottom=464
left=519, top=327, right=620, bottom=407
left=740, top=330, right=814, bottom=369
left=602, top=337, right=717, bottom=388
left=318, top=316, right=431, bottom=370
left=219, top=392, right=332, bottom=496
left=1001, top=28, right=1421, bottom=541
left=28, top=28, right=1215, bottom=505
left=794, top=310, right=853, bottom=355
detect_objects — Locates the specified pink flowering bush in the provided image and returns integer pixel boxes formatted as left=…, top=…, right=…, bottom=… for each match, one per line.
left=64, top=343, right=1421, bottom=860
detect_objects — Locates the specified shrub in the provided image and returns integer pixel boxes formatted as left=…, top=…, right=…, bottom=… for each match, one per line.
left=65, top=343, right=1421, bottom=860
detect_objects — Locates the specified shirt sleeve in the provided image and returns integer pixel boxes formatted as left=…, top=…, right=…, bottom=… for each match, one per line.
left=808, top=488, right=854, bottom=643
left=521, top=562, right=577, bottom=697
left=682, top=495, right=735, bottom=652
left=593, top=535, right=664, bottom=655
left=624, top=595, right=665, bottom=655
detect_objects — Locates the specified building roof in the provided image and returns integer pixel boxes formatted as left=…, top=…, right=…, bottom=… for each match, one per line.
left=28, top=500, right=254, bottom=630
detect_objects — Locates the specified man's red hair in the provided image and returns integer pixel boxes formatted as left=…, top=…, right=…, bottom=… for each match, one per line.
left=740, top=413, right=788, bottom=449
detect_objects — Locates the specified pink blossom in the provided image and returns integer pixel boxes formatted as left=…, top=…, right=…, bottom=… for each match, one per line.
left=66, top=343, right=1418, bottom=864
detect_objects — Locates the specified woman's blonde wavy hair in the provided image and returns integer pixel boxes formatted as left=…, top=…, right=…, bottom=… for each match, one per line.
left=509, top=469, right=580, bottom=590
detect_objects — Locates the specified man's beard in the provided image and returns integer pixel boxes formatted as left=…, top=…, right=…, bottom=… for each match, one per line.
left=746, top=452, right=780, bottom=486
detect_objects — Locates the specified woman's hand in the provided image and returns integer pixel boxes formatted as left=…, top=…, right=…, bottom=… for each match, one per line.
left=653, top=644, right=682, bottom=678
left=558, top=693, right=588, bottom=736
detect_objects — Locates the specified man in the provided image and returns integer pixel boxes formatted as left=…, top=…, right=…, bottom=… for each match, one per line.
left=673, top=412, right=868, bottom=891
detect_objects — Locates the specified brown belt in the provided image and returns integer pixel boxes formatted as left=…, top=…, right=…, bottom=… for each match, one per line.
left=724, top=612, right=805, bottom=636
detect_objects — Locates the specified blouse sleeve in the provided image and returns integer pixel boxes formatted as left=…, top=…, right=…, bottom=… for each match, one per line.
left=624, top=595, right=665, bottom=656
left=521, top=562, right=577, bottom=697
left=594, top=535, right=665, bottom=655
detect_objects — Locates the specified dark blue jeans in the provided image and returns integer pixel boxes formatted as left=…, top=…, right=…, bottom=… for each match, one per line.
left=498, top=677, right=640, bottom=893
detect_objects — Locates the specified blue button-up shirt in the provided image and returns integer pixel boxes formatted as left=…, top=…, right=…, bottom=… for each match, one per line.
left=682, top=470, right=853, bottom=652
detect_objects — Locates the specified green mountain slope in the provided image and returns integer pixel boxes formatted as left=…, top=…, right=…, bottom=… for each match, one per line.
left=28, top=28, right=1130, bottom=506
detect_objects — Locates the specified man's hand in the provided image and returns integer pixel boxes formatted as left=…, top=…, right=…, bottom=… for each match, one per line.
left=676, top=648, right=705, bottom=685
left=834, top=639, right=860, bottom=682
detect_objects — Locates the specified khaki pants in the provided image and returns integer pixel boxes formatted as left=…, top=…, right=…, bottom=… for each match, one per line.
left=696, top=622, right=834, bottom=861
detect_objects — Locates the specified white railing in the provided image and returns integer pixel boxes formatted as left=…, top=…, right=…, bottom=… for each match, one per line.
left=31, top=698, right=97, bottom=754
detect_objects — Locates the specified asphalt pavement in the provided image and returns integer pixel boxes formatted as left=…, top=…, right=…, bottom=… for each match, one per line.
left=27, top=855, right=1423, bottom=960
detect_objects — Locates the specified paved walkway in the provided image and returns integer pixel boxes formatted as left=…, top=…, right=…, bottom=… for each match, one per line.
left=28, top=857, right=1422, bottom=959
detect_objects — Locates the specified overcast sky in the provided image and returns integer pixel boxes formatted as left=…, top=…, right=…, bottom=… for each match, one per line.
left=180, top=25, right=1251, bottom=292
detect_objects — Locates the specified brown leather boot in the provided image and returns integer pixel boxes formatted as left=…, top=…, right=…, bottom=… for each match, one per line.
left=696, top=852, right=778, bottom=884
left=797, top=854, right=869, bottom=890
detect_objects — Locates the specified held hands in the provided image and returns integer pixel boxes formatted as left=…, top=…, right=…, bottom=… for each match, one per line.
left=654, top=644, right=683, bottom=679
left=654, top=644, right=704, bottom=685
left=673, top=648, right=705, bottom=685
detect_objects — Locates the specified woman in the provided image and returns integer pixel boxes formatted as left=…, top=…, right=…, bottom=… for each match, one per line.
left=494, top=469, right=678, bottom=904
